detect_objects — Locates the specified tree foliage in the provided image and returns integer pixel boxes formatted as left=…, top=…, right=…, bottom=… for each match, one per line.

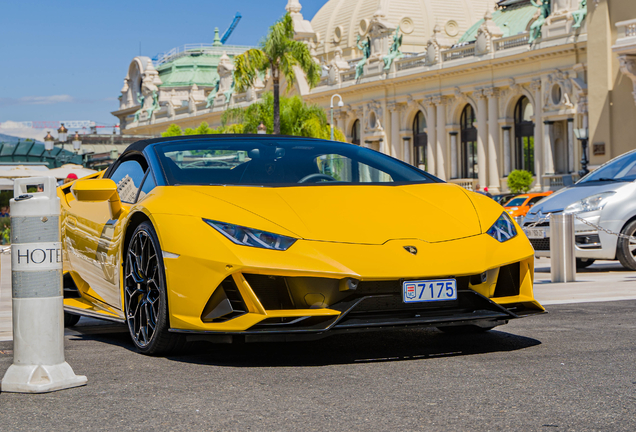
left=507, top=170, right=535, bottom=193
left=233, top=13, right=321, bottom=134
left=220, top=93, right=345, bottom=141
left=162, top=124, right=183, bottom=137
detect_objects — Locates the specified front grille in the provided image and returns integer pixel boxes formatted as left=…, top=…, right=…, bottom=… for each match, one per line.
left=529, top=238, right=550, bottom=251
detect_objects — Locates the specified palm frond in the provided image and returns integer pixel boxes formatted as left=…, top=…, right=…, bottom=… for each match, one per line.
left=233, top=48, right=268, bottom=93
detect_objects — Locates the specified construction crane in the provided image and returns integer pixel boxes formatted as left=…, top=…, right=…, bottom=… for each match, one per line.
left=221, top=12, right=242, bottom=44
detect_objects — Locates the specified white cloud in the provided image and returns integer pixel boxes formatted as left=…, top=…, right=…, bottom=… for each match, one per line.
left=0, top=95, right=75, bottom=106
left=0, top=125, right=48, bottom=141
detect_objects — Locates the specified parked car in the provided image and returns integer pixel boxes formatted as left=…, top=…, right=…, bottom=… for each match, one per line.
left=523, top=149, right=636, bottom=269
left=492, top=193, right=518, bottom=205
left=58, top=135, right=544, bottom=355
left=503, top=192, right=554, bottom=218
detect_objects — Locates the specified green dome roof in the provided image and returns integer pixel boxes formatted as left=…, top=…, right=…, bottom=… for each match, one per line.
left=157, top=53, right=225, bottom=88
left=458, top=3, right=537, bottom=43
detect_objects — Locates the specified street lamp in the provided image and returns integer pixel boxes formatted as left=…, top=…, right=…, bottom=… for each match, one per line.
left=574, top=118, right=589, bottom=178
left=57, top=123, right=68, bottom=143
left=330, top=94, right=344, bottom=141
left=44, top=132, right=55, bottom=152
left=72, top=131, right=82, bottom=153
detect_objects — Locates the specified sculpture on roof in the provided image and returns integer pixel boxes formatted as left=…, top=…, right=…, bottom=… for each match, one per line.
left=529, top=0, right=551, bottom=45
left=355, top=35, right=371, bottom=80
left=383, top=27, right=404, bottom=71
left=205, top=77, right=221, bottom=108
left=571, top=0, right=587, bottom=29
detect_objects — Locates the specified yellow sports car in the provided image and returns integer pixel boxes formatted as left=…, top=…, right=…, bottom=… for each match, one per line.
left=60, top=135, right=544, bottom=355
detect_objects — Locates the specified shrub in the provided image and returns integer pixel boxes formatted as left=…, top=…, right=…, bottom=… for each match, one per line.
left=507, top=170, right=534, bottom=194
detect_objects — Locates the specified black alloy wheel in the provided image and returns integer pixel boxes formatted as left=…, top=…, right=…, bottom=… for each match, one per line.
left=617, top=220, right=636, bottom=271
left=124, top=221, right=185, bottom=355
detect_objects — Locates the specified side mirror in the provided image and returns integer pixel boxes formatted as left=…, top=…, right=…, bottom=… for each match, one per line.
left=71, top=179, right=122, bottom=218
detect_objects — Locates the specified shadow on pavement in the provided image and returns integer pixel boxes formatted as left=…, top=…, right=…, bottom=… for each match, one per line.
left=67, top=325, right=541, bottom=367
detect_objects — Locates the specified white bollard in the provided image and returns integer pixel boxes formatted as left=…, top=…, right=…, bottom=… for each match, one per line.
left=550, top=213, right=576, bottom=283
left=1, top=177, right=87, bottom=393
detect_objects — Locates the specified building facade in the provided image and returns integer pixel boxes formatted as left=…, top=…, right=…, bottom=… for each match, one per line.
left=113, top=0, right=636, bottom=193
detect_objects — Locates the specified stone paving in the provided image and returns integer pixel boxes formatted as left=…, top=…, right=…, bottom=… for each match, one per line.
left=0, top=254, right=635, bottom=342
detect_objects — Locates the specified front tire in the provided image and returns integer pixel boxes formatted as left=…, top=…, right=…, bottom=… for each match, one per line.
left=124, top=221, right=185, bottom=355
left=63, top=312, right=81, bottom=328
left=617, top=220, right=636, bottom=270
left=576, top=258, right=596, bottom=269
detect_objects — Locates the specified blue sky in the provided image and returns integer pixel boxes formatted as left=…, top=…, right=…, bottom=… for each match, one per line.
left=0, top=0, right=325, bottom=129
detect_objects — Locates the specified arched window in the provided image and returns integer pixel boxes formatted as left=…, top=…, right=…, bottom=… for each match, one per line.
left=351, top=120, right=360, bottom=145
left=413, top=111, right=427, bottom=170
left=460, top=105, right=478, bottom=179
left=514, top=97, right=535, bottom=174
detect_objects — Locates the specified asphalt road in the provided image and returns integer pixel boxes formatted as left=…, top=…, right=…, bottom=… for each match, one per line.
left=0, top=301, right=635, bottom=432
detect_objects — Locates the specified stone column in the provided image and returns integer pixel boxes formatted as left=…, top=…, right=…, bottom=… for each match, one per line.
left=544, top=120, right=554, bottom=176
left=424, top=98, right=437, bottom=175
left=403, top=136, right=412, bottom=165
left=475, top=90, right=488, bottom=189
left=502, top=126, right=512, bottom=175
left=485, top=87, right=501, bottom=193
left=531, top=80, right=543, bottom=189
left=567, top=118, right=574, bottom=173
left=450, top=132, right=458, bottom=179
left=434, top=96, right=447, bottom=181
left=388, top=103, right=401, bottom=159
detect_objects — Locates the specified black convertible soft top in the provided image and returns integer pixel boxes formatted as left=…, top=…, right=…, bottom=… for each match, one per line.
left=104, top=134, right=316, bottom=178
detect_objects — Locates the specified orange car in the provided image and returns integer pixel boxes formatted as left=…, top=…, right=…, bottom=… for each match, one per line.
left=503, top=192, right=554, bottom=218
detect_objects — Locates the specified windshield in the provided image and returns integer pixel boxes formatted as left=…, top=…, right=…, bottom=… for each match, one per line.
left=154, top=138, right=437, bottom=186
left=579, top=150, right=636, bottom=184
left=504, top=197, right=528, bottom=207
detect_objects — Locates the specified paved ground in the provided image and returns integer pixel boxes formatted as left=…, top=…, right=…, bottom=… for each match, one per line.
left=0, top=301, right=634, bottom=431
left=0, top=254, right=635, bottom=431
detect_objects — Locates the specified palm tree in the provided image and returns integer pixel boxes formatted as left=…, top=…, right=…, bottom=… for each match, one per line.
left=233, top=13, right=321, bottom=134
left=220, top=93, right=346, bottom=141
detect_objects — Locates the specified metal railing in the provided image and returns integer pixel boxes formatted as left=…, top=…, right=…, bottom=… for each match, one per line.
left=494, top=33, right=530, bottom=51
left=396, top=53, right=427, bottom=71
left=442, top=44, right=476, bottom=62
left=153, top=43, right=251, bottom=67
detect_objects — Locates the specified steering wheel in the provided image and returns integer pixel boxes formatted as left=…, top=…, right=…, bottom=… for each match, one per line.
left=298, top=173, right=338, bottom=184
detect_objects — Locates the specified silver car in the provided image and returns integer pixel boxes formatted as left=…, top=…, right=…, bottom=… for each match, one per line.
left=523, top=150, right=636, bottom=270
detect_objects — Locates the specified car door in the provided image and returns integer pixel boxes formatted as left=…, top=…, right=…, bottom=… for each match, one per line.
left=66, top=156, right=148, bottom=311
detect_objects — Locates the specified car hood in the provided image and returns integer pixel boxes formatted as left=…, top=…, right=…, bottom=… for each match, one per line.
left=529, top=182, right=630, bottom=214
left=183, top=183, right=482, bottom=245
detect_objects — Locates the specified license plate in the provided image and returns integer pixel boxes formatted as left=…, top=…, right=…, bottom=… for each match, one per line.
left=403, top=279, right=457, bottom=303
left=525, top=228, right=547, bottom=239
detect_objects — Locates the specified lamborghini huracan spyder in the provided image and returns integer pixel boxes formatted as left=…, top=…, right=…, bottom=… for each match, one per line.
left=60, top=135, right=544, bottom=354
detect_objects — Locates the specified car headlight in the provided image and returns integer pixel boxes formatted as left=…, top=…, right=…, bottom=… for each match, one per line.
left=204, top=219, right=297, bottom=251
left=487, top=213, right=517, bottom=243
left=564, top=192, right=616, bottom=214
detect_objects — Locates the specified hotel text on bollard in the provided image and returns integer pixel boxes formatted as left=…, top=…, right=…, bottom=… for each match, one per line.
left=1, top=177, right=87, bottom=393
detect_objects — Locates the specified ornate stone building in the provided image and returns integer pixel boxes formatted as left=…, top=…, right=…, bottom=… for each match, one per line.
left=113, top=0, right=636, bottom=193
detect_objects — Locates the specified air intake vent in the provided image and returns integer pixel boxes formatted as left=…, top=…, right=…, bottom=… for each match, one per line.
left=493, top=262, right=520, bottom=298
left=244, top=274, right=294, bottom=310
left=201, top=277, right=247, bottom=323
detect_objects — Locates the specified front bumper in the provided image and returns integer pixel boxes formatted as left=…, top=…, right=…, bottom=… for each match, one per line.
left=154, top=213, right=544, bottom=336
left=524, top=213, right=620, bottom=259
